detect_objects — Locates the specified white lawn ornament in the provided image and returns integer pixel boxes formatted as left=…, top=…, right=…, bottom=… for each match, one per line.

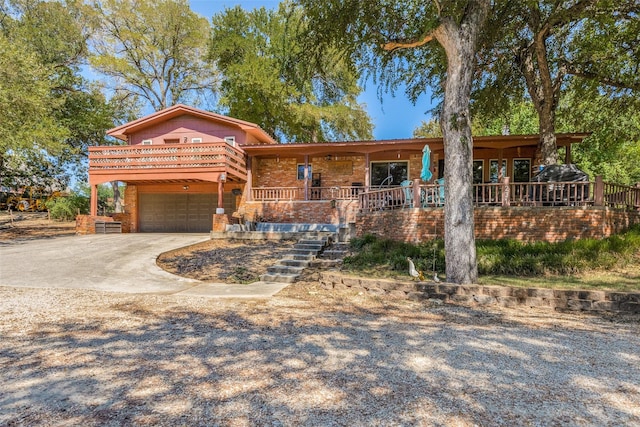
left=407, top=257, right=425, bottom=281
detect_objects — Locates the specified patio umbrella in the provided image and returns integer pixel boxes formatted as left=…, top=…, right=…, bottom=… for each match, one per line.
left=420, top=144, right=433, bottom=182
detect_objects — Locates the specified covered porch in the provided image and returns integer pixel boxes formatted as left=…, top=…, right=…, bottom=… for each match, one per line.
left=241, top=134, right=586, bottom=203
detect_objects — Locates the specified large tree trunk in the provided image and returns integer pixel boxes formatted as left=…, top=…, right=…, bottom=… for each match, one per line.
left=518, top=21, right=561, bottom=168
left=435, top=3, right=488, bottom=284
left=536, top=105, right=559, bottom=167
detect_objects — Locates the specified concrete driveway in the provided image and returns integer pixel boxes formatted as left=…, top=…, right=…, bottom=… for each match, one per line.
left=0, top=234, right=290, bottom=297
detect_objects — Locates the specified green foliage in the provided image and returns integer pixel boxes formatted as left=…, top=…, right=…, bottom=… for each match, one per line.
left=208, top=3, right=372, bottom=142
left=558, top=85, right=640, bottom=184
left=413, top=119, right=442, bottom=138
left=344, top=234, right=445, bottom=276
left=472, top=1, right=640, bottom=164
left=89, top=0, right=217, bottom=111
left=476, top=228, right=640, bottom=276
left=0, top=33, right=67, bottom=156
left=343, top=227, right=640, bottom=279
left=1, top=0, right=121, bottom=189
left=46, top=193, right=89, bottom=220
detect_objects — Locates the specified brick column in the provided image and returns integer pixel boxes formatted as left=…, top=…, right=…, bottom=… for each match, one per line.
left=594, top=176, right=604, bottom=207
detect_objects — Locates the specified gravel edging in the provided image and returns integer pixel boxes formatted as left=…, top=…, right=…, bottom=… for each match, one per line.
left=320, top=271, right=640, bottom=314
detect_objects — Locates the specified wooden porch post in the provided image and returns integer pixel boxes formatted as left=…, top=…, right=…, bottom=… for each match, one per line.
left=565, top=145, right=572, bottom=164
left=304, top=155, right=309, bottom=201
left=246, top=157, right=253, bottom=201
left=364, top=153, right=370, bottom=192
left=413, top=179, right=421, bottom=208
left=501, top=176, right=510, bottom=207
left=218, top=177, right=225, bottom=211
left=90, top=183, right=98, bottom=216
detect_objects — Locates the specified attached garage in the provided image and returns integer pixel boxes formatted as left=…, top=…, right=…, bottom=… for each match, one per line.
left=138, top=193, right=234, bottom=232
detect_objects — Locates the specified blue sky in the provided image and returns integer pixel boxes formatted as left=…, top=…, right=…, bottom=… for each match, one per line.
left=189, top=0, right=435, bottom=140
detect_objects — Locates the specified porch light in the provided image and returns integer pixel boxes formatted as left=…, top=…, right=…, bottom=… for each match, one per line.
left=183, top=185, right=189, bottom=190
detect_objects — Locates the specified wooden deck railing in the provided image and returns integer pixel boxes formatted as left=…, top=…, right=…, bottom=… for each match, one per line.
left=89, top=143, right=247, bottom=180
left=251, top=186, right=364, bottom=201
left=358, top=178, right=640, bottom=213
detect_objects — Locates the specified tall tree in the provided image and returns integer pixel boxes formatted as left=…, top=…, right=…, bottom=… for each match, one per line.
left=0, top=33, right=68, bottom=188
left=208, top=3, right=372, bottom=142
left=1, top=0, right=126, bottom=193
left=299, top=0, right=491, bottom=284
left=90, top=0, right=217, bottom=111
left=474, top=0, right=640, bottom=166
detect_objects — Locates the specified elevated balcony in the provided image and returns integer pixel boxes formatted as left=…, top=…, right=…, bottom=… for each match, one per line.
left=88, top=142, right=247, bottom=185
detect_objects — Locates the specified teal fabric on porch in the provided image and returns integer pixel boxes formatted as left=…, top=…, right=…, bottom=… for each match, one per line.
left=421, top=145, right=433, bottom=182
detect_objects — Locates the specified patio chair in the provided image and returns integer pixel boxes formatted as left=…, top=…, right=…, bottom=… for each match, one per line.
left=401, top=180, right=413, bottom=207
left=422, top=178, right=445, bottom=207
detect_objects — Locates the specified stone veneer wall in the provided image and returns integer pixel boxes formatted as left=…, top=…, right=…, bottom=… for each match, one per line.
left=356, top=206, right=640, bottom=243
left=321, top=272, right=640, bottom=314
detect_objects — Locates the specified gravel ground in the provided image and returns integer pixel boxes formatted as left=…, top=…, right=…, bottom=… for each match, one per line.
left=1, top=282, right=638, bottom=426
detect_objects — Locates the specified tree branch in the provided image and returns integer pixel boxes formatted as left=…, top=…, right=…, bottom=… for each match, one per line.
left=381, top=32, right=436, bottom=52
left=566, top=67, right=640, bottom=91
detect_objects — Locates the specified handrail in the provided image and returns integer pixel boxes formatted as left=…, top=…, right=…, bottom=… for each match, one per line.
left=357, top=179, right=639, bottom=212
left=88, top=142, right=247, bottom=179
left=251, top=186, right=364, bottom=201
left=603, top=181, right=640, bottom=210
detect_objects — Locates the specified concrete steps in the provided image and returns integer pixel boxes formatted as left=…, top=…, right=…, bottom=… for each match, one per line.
left=321, top=242, right=350, bottom=260
left=261, top=236, right=333, bottom=283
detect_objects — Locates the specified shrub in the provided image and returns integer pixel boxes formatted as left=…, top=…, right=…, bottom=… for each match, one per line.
left=46, top=194, right=89, bottom=221
left=343, top=226, right=640, bottom=278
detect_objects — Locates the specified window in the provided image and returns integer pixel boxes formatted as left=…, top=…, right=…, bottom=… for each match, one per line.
left=513, top=158, right=531, bottom=182
left=490, top=160, right=507, bottom=183
left=297, top=164, right=312, bottom=180
left=473, top=160, right=484, bottom=184
left=141, top=139, right=152, bottom=145
left=224, top=136, right=236, bottom=146
left=191, top=137, right=202, bottom=143
left=370, top=161, right=408, bottom=186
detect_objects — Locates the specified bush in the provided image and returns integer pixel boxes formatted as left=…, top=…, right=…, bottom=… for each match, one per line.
left=343, top=226, right=640, bottom=278
left=46, top=194, right=89, bottom=221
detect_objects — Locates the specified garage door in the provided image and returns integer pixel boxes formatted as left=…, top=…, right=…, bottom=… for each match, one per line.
left=139, top=193, right=230, bottom=233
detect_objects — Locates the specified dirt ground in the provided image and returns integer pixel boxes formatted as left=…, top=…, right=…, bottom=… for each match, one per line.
left=1, top=215, right=639, bottom=425
left=0, top=211, right=76, bottom=241
left=157, top=239, right=296, bottom=284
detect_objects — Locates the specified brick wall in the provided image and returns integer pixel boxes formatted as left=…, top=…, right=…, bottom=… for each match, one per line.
left=356, top=206, right=640, bottom=243
left=112, top=212, right=131, bottom=233
left=243, top=200, right=359, bottom=224
left=124, top=184, right=138, bottom=233
left=75, top=215, right=115, bottom=235
left=253, top=154, right=425, bottom=190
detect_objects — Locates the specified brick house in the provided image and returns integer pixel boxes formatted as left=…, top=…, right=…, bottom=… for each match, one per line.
left=85, top=104, right=639, bottom=240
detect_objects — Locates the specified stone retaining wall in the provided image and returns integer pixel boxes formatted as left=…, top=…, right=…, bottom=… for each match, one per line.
left=320, top=272, right=640, bottom=314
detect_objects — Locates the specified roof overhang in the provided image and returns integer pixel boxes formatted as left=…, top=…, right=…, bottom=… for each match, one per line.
left=242, top=133, right=590, bottom=157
